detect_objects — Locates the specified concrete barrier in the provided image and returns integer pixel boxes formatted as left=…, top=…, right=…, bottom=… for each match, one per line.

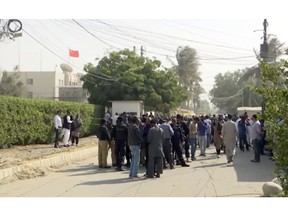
left=0, top=146, right=97, bottom=181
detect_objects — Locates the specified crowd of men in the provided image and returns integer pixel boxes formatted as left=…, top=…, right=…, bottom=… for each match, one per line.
left=54, top=110, right=83, bottom=148
left=96, top=111, right=266, bottom=179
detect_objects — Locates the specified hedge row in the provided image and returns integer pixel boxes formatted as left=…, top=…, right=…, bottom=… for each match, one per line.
left=0, top=96, right=104, bottom=146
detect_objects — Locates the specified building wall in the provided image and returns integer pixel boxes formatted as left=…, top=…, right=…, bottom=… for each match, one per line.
left=111, top=101, right=144, bottom=117
left=7, top=71, right=65, bottom=99
left=5, top=70, right=88, bottom=103
left=59, top=87, right=89, bottom=103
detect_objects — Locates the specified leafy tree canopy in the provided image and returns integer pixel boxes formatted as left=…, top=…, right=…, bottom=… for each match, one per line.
left=81, top=49, right=188, bottom=113
left=174, top=46, right=204, bottom=111
left=209, top=70, right=261, bottom=114
left=0, top=71, right=26, bottom=97
left=255, top=52, right=288, bottom=196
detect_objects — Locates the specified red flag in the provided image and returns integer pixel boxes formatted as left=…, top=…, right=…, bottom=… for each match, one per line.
left=69, top=49, right=79, bottom=58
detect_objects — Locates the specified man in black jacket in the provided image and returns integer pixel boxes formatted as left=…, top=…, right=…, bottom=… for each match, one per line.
left=177, top=114, right=190, bottom=162
left=111, top=116, right=128, bottom=171
left=171, top=118, right=190, bottom=167
left=62, top=110, right=73, bottom=147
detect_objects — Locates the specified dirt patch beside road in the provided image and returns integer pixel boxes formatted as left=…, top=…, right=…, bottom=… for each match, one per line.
left=0, top=136, right=98, bottom=170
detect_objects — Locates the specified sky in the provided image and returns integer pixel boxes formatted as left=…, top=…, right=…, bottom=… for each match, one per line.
left=1, top=0, right=288, bottom=215
left=1, top=1, right=288, bottom=102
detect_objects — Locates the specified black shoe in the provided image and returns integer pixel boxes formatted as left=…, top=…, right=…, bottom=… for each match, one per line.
left=191, top=157, right=196, bottom=161
left=181, top=163, right=190, bottom=167
left=251, top=159, right=260, bottom=163
left=103, top=166, right=111, bottom=168
left=154, top=173, right=160, bottom=178
left=170, top=165, right=175, bottom=169
left=115, top=167, right=125, bottom=171
left=124, top=163, right=130, bottom=167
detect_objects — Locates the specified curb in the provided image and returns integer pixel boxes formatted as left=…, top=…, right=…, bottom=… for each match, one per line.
left=0, top=146, right=97, bottom=181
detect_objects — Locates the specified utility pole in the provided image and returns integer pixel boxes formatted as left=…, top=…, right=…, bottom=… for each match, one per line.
left=140, top=46, right=144, bottom=57
left=260, top=19, right=269, bottom=62
left=260, top=19, right=269, bottom=115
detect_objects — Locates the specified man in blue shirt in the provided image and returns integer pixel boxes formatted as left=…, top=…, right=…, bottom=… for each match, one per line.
left=198, top=115, right=208, bottom=156
left=238, top=116, right=249, bottom=152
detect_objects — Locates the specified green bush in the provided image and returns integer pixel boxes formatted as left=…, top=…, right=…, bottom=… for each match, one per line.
left=255, top=58, right=288, bottom=196
left=0, top=96, right=104, bottom=146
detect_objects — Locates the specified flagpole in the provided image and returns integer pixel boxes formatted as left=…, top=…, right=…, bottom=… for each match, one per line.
left=40, top=49, right=42, bottom=72
left=68, top=48, right=70, bottom=65
left=18, top=39, right=21, bottom=71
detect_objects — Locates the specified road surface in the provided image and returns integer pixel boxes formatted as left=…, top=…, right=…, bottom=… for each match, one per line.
left=0, top=146, right=276, bottom=197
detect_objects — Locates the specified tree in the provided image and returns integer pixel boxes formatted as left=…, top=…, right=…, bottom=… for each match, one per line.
left=0, top=71, right=26, bottom=97
left=255, top=54, right=288, bottom=196
left=209, top=70, right=261, bottom=114
left=175, top=46, right=204, bottom=110
left=198, top=99, right=211, bottom=114
left=81, top=49, right=188, bottom=113
left=209, top=71, right=243, bottom=114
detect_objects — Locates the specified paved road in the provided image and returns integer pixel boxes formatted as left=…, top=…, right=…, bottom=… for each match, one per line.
left=0, top=147, right=275, bottom=197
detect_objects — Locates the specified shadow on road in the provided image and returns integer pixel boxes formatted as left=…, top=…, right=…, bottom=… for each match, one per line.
left=56, top=164, right=96, bottom=173
left=77, top=176, right=148, bottom=186
left=193, top=162, right=228, bottom=169
left=57, top=163, right=148, bottom=177
left=232, top=148, right=275, bottom=182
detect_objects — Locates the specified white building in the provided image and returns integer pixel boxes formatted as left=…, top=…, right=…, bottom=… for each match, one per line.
left=6, top=70, right=65, bottom=99
left=5, top=63, right=88, bottom=102
left=110, top=100, right=144, bottom=117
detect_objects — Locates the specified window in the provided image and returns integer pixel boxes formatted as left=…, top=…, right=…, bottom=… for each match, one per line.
left=59, top=79, right=63, bottom=86
left=27, top=91, right=33, bottom=98
left=26, top=78, right=33, bottom=85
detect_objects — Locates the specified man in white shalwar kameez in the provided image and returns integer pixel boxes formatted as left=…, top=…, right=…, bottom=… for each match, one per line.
left=221, top=114, right=237, bottom=163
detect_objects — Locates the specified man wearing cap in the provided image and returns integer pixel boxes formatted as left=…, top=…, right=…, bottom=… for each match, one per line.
left=111, top=116, right=128, bottom=171
left=97, top=119, right=111, bottom=168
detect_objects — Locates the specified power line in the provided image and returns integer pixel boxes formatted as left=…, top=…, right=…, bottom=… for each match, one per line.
left=211, top=89, right=243, bottom=101
left=72, top=19, right=119, bottom=50
left=95, top=20, right=254, bottom=58
left=64, top=20, right=255, bottom=62
left=22, top=28, right=118, bottom=83
left=107, top=20, right=253, bottom=52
